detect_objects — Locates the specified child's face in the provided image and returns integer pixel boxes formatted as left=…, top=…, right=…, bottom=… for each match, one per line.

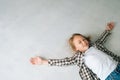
left=73, top=35, right=89, bottom=52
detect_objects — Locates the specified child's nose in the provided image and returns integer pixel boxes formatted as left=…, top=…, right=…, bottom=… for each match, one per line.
left=82, top=41, right=86, bottom=45
left=82, top=41, right=85, bottom=44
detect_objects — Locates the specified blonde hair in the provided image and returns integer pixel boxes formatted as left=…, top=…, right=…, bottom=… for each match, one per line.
left=69, top=33, right=90, bottom=52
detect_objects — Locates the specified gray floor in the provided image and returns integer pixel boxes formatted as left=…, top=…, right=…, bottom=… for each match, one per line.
left=0, top=0, right=120, bottom=80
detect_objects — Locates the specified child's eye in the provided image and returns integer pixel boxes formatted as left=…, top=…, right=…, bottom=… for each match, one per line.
left=83, top=39, right=86, bottom=41
left=79, top=41, right=81, bottom=44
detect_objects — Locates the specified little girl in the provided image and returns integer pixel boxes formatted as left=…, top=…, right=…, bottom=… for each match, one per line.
left=30, top=22, right=120, bottom=80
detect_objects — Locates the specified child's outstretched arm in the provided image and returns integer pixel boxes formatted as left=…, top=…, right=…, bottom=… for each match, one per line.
left=30, top=53, right=80, bottom=66
left=94, top=22, right=120, bottom=62
left=95, top=22, right=115, bottom=45
left=48, top=53, right=79, bottom=66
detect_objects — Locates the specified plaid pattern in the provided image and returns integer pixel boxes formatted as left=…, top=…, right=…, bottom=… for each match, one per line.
left=48, top=53, right=79, bottom=66
left=48, top=30, right=120, bottom=80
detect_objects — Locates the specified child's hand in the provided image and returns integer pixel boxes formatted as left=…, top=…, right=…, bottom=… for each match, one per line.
left=30, top=56, right=43, bottom=65
left=106, top=22, right=115, bottom=31
left=30, top=56, right=48, bottom=65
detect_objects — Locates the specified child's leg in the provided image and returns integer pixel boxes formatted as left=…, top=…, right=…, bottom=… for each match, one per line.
left=105, top=63, right=120, bottom=80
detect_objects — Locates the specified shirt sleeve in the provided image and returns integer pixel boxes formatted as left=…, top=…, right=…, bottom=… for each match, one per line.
left=48, top=53, right=79, bottom=66
left=95, top=30, right=111, bottom=45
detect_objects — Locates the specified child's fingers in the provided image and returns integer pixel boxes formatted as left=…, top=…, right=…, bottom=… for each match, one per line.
left=30, top=56, right=42, bottom=65
left=30, top=58, right=36, bottom=65
left=106, top=22, right=115, bottom=30
left=107, top=22, right=115, bottom=27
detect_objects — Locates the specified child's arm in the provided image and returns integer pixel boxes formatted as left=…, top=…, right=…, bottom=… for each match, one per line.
left=30, top=53, right=80, bottom=66
left=95, top=22, right=115, bottom=45
left=48, top=53, right=79, bottom=66
left=94, top=22, right=120, bottom=62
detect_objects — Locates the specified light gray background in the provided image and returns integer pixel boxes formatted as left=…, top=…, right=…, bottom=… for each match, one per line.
left=0, top=0, right=120, bottom=80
